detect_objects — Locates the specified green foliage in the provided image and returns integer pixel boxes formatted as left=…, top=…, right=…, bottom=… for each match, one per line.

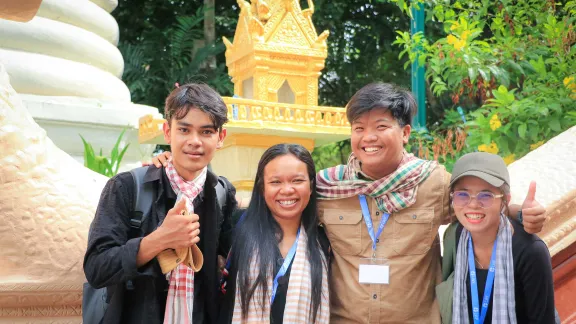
left=311, top=139, right=351, bottom=171
left=116, top=5, right=234, bottom=112
left=113, top=0, right=452, bottom=120
left=406, top=123, right=471, bottom=172
left=391, top=0, right=576, bottom=163
left=80, top=130, right=130, bottom=177
left=311, top=0, right=438, bottom=108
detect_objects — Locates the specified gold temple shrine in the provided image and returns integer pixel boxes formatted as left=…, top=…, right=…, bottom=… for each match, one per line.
left=139, top=0, right=350, bottom=196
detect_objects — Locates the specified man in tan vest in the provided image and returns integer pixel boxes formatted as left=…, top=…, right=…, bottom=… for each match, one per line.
left=313, top=83, right=545, bottom=323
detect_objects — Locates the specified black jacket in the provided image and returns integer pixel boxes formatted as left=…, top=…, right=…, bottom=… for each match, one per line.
left=83, top=166, right=237, bottom=324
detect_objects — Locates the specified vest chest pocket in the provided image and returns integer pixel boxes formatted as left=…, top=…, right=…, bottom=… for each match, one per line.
left=392, top=208, right=434, bottom=255
left=321, top=209, right=363, bottom=256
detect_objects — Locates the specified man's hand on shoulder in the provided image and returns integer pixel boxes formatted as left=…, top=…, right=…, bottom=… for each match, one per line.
left=146, top=151, right=172, bottom=168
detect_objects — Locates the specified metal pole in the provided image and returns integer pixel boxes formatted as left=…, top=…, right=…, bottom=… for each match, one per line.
left=410, top=4, right=426, bottom=131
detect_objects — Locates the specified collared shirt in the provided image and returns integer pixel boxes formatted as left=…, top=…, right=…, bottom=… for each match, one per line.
left=318, top=166, right=451, bottom=324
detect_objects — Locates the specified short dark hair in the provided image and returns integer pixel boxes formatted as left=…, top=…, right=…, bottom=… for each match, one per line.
left=346, top=82, right=417, bottom=127
left=164, top=83, right=229, bottom=130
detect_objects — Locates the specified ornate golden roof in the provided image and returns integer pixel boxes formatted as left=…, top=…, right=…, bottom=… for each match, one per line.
left=223, top=0, right=329, bottom=106
left=139, top=0, right=350, bottom=146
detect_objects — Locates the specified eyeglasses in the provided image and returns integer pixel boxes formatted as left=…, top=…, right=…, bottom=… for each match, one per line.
left=450, top=191, right=504, bottom=208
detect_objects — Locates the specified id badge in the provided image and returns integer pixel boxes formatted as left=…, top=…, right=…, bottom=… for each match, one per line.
left=359, top=258, right=389, bottom=284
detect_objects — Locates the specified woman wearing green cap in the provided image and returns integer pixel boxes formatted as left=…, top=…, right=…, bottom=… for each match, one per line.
left=438, top=152, right=556, bottom=324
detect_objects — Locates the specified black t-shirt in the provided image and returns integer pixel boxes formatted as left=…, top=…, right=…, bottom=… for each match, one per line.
left=218, top=226, right=331, bottom=324
left=455, top=219, right=556, bottom=324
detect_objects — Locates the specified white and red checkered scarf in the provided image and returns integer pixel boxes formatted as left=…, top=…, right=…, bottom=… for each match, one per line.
left=316, top=151, right=437, bottom=213
left=163, top=159, right=207, bottom=324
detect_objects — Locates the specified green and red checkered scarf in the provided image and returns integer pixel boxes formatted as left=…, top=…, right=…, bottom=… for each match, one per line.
left=316, top=151, right=438, bottom=213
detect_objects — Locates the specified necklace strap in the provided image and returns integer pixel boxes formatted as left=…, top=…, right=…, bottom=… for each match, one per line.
left=474, top=256, right=484, bottom=269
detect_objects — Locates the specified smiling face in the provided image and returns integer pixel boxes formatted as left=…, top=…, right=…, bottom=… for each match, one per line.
left=263, top=154, right=312, bottom=225
left=452, top=176, right=506, bottom=236
left=350, top=109, right=411, bottom=179
left=163, top=107, right=226, bottom=181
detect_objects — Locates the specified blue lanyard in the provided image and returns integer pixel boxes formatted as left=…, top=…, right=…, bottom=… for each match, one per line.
left=468, top=236, right=498, bottom=324
left=358, top=195, right=390, bottom=252
left=271, top=227, right=300, bottom=304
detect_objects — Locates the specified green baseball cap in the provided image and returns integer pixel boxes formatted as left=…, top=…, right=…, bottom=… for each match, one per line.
left=450, top=152, right=510, bottom=188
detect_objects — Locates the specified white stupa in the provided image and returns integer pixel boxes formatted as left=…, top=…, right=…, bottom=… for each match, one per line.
left=0, top=0, right=161, bottom=168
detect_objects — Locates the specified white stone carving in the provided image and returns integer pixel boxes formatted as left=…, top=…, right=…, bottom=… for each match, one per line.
left=508, top=126, right=576, bottom=256
left=0, top=62, right=107, bottom=322
left=37, top=0, right=119, bottom=45
left=0, top=17, right=124, bottom=77
left=0, top=0, right=159, bottom=169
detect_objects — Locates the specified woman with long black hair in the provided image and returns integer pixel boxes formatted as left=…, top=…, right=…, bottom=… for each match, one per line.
left=219, top=143, right=330, bottom=324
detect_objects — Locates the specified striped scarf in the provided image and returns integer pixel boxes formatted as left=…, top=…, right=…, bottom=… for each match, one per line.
left=452, top=214, right=516, bottom=324
left=231, top=226, right=330, bottom=323
left=316, top=151, right=437, bottom=213
left=163, top=161, right=207, bottom=324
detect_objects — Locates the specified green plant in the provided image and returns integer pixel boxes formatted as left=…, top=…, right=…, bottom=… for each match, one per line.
left=80, top=130, right=130, bottom=177
left=119, top=7, right=233, bottom=112
left=311, top=139, right=352, bottom=172
left=407, top=124, right=470, bottom=172
left=391, top=0, right=576, bottom=163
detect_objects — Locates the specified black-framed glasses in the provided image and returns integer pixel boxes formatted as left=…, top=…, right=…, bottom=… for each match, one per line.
left=450, top=191, right=504, bottom=208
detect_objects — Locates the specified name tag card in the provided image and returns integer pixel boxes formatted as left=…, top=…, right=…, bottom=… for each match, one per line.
left=359, top=258, right=389, bottom=284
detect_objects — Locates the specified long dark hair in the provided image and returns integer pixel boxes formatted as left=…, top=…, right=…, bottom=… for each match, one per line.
left=230, top=143, right=326, bottom=321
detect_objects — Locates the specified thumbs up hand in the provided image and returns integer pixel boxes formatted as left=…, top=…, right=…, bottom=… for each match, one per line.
left=154, top=197, right=201, bottom=250
left=520, top=181, right=547, bottom=234
left=168, top=196, right=189, bottom=216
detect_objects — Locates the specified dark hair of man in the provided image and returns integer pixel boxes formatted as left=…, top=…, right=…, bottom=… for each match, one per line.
left=346, top=82, right=417, bottom=127
left=230, top=143, right=326, bottom=322
left=164, top=83, right=229, bottom=130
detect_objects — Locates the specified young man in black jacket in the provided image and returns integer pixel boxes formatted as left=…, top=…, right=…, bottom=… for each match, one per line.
left=84, top=83, right=237, bottom=324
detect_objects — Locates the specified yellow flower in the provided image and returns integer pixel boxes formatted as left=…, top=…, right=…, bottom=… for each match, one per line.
left=461, top=30, right=470, bottom=41
left=453, top=39, right=466, bottom=51
left=503, top=154, right=516, bottom=165
left=477, top=141, right=499, bottom=154
left=489, top=114, right=502, bottom=131
left=447, top=34, right=458, bottom=45
left=564, top=77, right=576, bottom=99
left=530, top=141, right=545, bottom=150
left=450, top=21, right=460, bottom=31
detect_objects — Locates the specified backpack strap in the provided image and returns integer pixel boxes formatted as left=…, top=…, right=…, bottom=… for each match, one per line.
left=215, top=177, right=228, bottom=211
left=441, top=221, right=460, bottom=281
left=129, top=166, right=154, bottom=231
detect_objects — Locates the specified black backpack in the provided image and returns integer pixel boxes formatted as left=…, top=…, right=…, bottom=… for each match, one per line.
left=82, top=166, right=228, bottom=324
